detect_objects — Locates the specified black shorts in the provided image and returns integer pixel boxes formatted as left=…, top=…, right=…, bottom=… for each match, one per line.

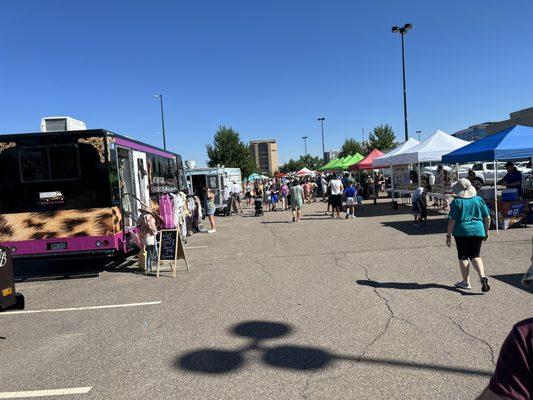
left=454, top=236, right=484, bottom=260
left=330, top=194, right=342, bottom=208
left=232, top=193, right=241, bottom=203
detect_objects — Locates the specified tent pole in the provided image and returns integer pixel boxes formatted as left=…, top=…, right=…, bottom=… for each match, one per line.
left=494, top=160, right=499, bottom=234
left=417, top=162, right=421, bottom=187
left=373, top=168, right=377, bottom=204
left=391, top=162, right=395, bottom=201
left=455, top=163, right=459, bottom=182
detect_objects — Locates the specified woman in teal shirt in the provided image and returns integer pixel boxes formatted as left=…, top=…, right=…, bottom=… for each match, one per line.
left=446, top=179, right=491, bottom=292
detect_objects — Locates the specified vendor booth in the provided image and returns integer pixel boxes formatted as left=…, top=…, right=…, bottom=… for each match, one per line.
left=443, top=125, right=533, bottom=232
left=350, top=149, right=384, bottom=171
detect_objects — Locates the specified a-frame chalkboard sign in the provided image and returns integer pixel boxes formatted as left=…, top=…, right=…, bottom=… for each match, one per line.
left=157, top=229, right=189, bottom=278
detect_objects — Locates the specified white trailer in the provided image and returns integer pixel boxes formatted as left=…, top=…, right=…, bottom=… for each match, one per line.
left=186, top=167, right=242, bottom=213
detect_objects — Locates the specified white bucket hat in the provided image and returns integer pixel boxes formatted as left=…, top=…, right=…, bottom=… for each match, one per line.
left=452, top=178, right=477, bottom=199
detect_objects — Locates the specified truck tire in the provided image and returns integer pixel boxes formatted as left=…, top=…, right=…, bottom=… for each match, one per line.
left=14, top=293, right=25, bottom=310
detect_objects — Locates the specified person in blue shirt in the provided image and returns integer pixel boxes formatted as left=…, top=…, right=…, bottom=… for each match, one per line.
left=497, top=161, right=523, bottom=198
left=446, top=179, right=491, bottom=292
left=344, top=180, right=357, bottom=219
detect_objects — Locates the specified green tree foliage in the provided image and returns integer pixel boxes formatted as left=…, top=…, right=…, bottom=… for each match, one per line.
left=366, top=124, right=397, bottom=151
left=279, top=155, right=324, bottom=173
left=339, top=138, right=366, bottom=158
left=206, top=125, right=256, bottom=177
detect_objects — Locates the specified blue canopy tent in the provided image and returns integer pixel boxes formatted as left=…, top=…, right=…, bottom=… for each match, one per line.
left=442, top=125, right=533, bottom=164
left=442, top=125, right=533, bottom=233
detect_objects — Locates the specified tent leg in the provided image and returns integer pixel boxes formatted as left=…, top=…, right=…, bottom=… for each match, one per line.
left=494, top=160, right=499, bottom=235
left=391, top=162, right=395, bottom=201
left=373, top=168, right=377, bottom=204
left=417, top=163, right=421, bottom=187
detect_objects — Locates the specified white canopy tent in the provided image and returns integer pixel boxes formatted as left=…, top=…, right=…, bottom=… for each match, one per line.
left=372, top=138, right=421, bottom=168
left=389, top=130, right=469, bottom=165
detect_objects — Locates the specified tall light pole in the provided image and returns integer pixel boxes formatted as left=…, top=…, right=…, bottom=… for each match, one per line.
left=391, top=23, right=412, bottom=142
left=302, top=136, right=308, bottom=157
left=153, top=94, right=167, bottom=150
left=416, top=130, right=422, bottom=141
left=318, top=117, right=325, bottom=162
left=362, top=128, right=365, bottom=146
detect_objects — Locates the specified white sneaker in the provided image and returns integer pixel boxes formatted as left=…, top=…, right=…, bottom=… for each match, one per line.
left=455, top=281, right=472, bottom=290
left=208, top=229, right=216, bottom=234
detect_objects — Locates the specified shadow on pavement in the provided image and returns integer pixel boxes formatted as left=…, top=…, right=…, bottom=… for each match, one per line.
left=175, top=320, right=493, bottom=377
left=356, top=280, right=484, bottom=296
left=491, top=274, right=533, bottom=294
left=381, top=220, right=447, bottom=235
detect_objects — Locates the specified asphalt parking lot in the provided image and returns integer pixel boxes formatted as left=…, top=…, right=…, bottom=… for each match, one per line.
left=1, top=200, right=531, bottom=399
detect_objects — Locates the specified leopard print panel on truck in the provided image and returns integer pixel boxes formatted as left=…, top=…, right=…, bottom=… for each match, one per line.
left=0, top=206, right=122, bottom=241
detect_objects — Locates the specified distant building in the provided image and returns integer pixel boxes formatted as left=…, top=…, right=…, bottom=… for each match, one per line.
left=486, top=107, right=533, bottom=135
left=452, top=107, right=533, bottom=141
left=452, top=123, right=491, bottom=141
left=250, top=139, right=278, bottom=175
left=324, top=150, right=339, bottom=164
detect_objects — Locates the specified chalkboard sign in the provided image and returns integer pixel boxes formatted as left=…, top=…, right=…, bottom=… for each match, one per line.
left=156, top=229, right=189, bottom=278
left=159, top=230, right=178, bottom=261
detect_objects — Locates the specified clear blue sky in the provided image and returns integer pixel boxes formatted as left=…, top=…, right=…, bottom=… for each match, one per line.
left=1, top=0, right=532, bottom=165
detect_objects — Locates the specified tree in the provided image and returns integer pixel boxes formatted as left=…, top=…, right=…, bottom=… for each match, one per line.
left=366, top=124, right=397, bottom=151
left=338, top=138, right=366, bottom=158
left=206, top=126, right=256, bottom=177
left=279, top=154, right=324, bottom=173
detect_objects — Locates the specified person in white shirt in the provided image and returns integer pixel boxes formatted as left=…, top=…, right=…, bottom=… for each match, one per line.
left=328, top=177, right=344, bottom=219
left=231, top=181, right=243, bottom=213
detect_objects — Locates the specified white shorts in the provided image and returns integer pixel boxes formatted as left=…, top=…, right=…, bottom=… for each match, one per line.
left=346, top=197, right=355, bottom=206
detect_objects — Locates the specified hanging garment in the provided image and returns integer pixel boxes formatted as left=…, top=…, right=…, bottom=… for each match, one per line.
left=158, top=194, right=175, bottom=229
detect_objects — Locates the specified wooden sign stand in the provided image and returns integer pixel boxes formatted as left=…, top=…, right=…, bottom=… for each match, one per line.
left=157, top=229, right=190, bottom=278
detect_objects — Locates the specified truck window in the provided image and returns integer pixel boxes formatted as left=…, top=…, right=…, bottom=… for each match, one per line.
left=19, top=144, right=80, bottom=182
left=472, top=163, right=482, bottom=171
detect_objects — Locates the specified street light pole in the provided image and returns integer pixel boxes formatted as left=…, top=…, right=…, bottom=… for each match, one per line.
left=153, top=94, right=167, bottom=150
left=392, top=23, right=412, bottom=142
left=302, top=136, right=308, bottom=157
left=318, top=117, right=325, bottom=163
left=416, top=130, right=422, bottom=141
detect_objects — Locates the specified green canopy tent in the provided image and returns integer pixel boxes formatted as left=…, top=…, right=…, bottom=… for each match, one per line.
left=339, top=153, right=364, bottom=169
left=319, top=156, right=346, bottom=171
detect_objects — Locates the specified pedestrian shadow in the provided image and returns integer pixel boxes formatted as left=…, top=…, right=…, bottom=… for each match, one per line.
left=356, top=280, right=484, bottom=296
left=491, top=274, right=533, bottom=294
left=380, top=220, right=447, bottom=235
left=175, top=320, right=492, bottom=376
left=260, top=221, right=292, bottom=224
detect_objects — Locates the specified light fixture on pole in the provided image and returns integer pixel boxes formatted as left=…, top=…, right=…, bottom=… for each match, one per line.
left=153, top=94, right=167, bottom=150
left=318, top=117, right=325, bottom=163
left=416, top=130, right=422, bottom=141
left=391, top=23, right=412, bottom=142
left=302, top=136, right=308, bottom=157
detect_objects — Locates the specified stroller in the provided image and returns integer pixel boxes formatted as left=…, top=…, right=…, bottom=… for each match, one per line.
left=254, top=198, right=264, bottom=217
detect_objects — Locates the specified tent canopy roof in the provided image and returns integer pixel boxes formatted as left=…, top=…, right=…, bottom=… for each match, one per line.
left=339, top=153, right=364, bottom=169
left=389, top=130, right=469, bottom=165
left=372, top=138, right=420, bottom=168
left=442, top=125, right=533, bottom=163
left=351, top=149, right=385, bottom=170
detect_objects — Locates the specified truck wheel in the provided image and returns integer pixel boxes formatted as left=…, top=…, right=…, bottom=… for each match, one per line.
left=14, top=293, right=25, bottom=310
left=475, top=178, right=483, bottom=186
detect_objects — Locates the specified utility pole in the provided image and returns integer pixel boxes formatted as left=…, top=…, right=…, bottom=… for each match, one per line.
left=153, top=94, right=167, bottom=150
left=391, top=23, right=413, bottom=142
left=302, top=136, right=308, bottom=157
left=318, top=117, right=325, bottom=163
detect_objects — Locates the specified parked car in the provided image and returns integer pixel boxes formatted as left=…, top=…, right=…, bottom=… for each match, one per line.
left=460, top=161, right=532, bottom=185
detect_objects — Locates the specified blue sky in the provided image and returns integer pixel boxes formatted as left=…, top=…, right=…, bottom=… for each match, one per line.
left=1, top=0, right=532, bottom=166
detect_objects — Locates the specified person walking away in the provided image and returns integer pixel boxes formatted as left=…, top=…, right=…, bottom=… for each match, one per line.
left=344, top=180, right=357, bottom=219
left=205, top=187, right=217, bottom=233
left=289, top=179, right=304, bottom=222
left=411, top=185, right=428, bottom=226
left=231, top=180, right=243, bottom=213
left=281, top=181, right=289, bottom=210
left=270, top=184, right=279, bottom=211
left=302, top=180, right=311, bottom=204
left=417, top=185, right=431, bottom=225
left=446, top=179, right=491, bottom=292
left=329, top=175, right=344, bottom=219
left=497, top=161, right=523, bottom=198
left=320, top=175, right=327, bottom=202
left=138, top=207, right=159, bottom=274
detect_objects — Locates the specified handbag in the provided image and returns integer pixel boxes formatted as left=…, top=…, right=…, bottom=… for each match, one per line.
left=137, top=249, right=147, bottom=271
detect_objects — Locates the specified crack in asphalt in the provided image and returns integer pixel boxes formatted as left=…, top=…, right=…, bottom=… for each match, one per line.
left=441, top=313, right=496, bottom=367
left=252, top=260, right=274, bottom=280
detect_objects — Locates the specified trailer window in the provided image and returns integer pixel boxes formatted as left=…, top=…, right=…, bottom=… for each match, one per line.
left=20, top=145, right=80, bottom=182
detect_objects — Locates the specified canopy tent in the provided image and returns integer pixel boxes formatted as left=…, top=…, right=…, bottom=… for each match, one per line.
left=321, top=156, right=346, bottom=171
left=372, top=138, right=420, bottom=168
left=295, top=167, right=313, bottom=176
left=442, top=125, right=533, bottom=235
left=275, top=172, right=288, bottom=178
left=318, top=158, right=338, bottom=171
left=339, top=153, right=364, bottom=169
left=442, top=125, right=533, bottom=164
left=350, top=149, right=385, bottom=170
left=248, top=172, right=262, bottom=181
left=389, top=130, right=469, bottom=165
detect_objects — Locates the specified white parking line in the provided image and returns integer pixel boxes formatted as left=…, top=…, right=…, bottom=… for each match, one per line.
left=186, top=246, right=208, bottom=249
left=1, top=301, right=161, bottom=316
left=0, top=386, right=92, bottom=398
